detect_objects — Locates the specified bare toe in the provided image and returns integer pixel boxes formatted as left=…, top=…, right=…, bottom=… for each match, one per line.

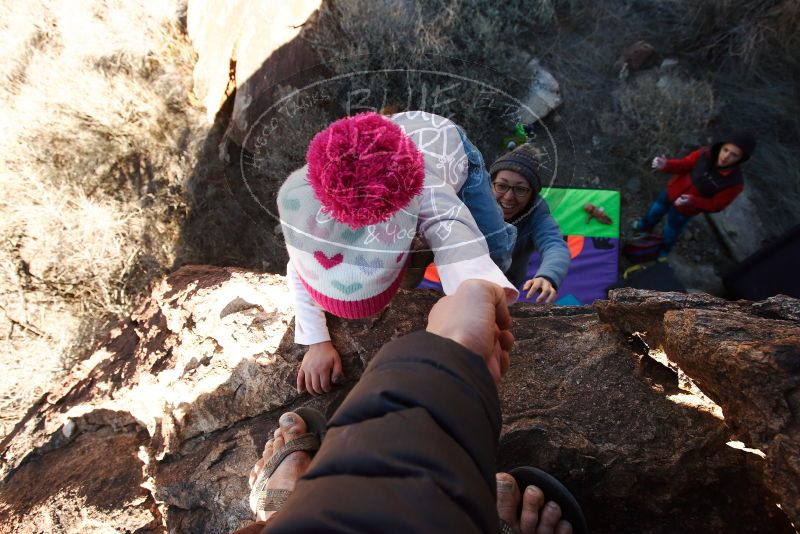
left=520, top=485, right=545, bottom=533
left=536, top=501, right=562, bottom=534
left=496, top=472, right=521, bottom=529
left=278, top=412, right=308, bottom=441
left=555, top=520, right=573, bottom=534
left=261, top=438, right=275, bottom=460
left=249, top=458, right=265, bottom=488
left=254, top=413, right=313, bottom=515
left=272, top=433, right=285, bottom=452
left=250, top=438, right=275, bottom=487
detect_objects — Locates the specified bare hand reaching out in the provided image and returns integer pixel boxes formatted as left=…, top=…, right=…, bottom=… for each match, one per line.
left=426, top=279, right=514, bottom=385
left=523, top=276, right=557, bottom=303
left=651, top=155, right=667, bottom=170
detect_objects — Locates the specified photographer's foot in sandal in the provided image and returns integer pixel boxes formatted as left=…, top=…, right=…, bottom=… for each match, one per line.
left=497, top=472, right=574, bottom=534
left=248, top=412, right=317, bottom=522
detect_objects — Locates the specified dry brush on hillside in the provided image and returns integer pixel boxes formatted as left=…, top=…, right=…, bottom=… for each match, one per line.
left=0, top=0, right=206, bottom=437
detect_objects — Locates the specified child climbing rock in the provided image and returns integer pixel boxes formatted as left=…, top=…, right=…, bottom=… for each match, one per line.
left=277, top=111, right=518, bottom=395
left=632, top=131, right=756, bottom=255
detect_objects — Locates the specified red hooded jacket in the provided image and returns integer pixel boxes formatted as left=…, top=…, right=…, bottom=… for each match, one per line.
left=663, top=148, right=744, bottom=216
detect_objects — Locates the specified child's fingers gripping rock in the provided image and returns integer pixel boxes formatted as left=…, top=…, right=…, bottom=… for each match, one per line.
left=298, top=341, right=344, bottom=396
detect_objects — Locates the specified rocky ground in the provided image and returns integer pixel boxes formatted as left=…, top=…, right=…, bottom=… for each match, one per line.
left=0, top=266, right=797, bottom=533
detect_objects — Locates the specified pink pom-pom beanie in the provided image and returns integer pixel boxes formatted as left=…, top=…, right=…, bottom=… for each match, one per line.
left=278, top=112, right=425, bottom=319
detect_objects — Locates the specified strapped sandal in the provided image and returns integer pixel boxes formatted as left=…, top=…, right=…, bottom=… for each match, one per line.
left=250, top=407, right=327, bottom=514
left=500, top=467, right=589, bottom=534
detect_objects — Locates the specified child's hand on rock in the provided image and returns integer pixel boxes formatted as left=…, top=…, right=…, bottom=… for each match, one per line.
left=297, top=341, right=343, bottom=396
left=523, top=276, right=557, bottom=303
left=651, top=155, right=667, bottom=170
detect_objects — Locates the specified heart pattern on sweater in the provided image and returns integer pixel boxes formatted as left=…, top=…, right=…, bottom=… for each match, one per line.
left=313, top=251, right=343, bottom=270
left=331, top=280, right=362, bottom=295
left=281, top=197, right=301, bottom=211
left=355, top=255, right=384, bottom=275
left=341, top=227, right=366, bottom=243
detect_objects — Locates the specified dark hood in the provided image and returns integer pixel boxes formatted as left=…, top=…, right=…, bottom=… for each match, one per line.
left=709, top=131, right=756, bottom=169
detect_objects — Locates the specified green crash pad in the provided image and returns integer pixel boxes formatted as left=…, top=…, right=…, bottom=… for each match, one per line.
left=540, top=187, right=620, bottom=238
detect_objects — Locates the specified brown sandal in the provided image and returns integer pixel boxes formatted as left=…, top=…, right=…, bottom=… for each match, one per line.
left=249, top=407, right=326, bottom=513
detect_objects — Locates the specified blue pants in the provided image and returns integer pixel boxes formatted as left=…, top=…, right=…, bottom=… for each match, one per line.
left=639, top=191, right=692, bottom=253
left=455, top=128, right=517, bottom=271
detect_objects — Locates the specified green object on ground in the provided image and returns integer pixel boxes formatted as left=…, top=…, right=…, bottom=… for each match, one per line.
left=540, top=187, right=621, bottom=238
left=499, top=123, right=529, bottom=153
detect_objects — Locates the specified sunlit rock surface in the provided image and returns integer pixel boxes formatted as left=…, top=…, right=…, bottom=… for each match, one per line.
left=0, top=271, right=797, bottom=533
left=187, top=0, right=323, bottom=143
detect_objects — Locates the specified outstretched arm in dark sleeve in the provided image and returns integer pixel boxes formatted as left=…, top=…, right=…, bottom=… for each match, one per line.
left=266, top=280, right=513, bottom=533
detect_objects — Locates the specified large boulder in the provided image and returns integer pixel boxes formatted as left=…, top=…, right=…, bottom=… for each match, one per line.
left=186, top=0, right=324, bottom=147
left=596, top=288, right=800, bottom=526
left=0, top=270, right=796, bottom=532
left=519, top=58, right=562, bottom=123
left=707, top=188, right=771, bottom=261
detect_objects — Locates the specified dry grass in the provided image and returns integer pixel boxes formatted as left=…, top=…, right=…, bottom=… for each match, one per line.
left=0, top=0, right=205, bottom=438
left=606, top=73, right=716, bottom=164
left=662, top=0, right=800, bottom=70
left=308, top=0, right=557, bottom=150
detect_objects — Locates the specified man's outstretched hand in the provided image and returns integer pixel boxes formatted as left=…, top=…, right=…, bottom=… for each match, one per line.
left=426, top=279, right=514, bottom=385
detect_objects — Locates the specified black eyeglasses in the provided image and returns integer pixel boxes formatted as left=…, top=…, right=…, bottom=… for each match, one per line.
left=493, top=182, right=532, bottom=198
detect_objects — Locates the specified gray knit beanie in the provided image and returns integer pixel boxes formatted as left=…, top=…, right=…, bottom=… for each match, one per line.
left=489, top=143, right=542, bottom=196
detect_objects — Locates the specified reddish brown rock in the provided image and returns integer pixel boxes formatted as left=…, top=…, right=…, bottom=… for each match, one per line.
left=663, top=309, right=799, bottom=447
left=0, top=273, right=796, bottom=532
left=0, top=266, right=438, bottom=532
left=0, top=428, right=157, bottom=533
left=663, top=308, right=800, bottom=525
left=598, top=288, right=800, bottom=527
left=500, top=307, right=792, bottom=533
left=594, top=288, right=799, bottom=347
left=615, top=40, right=657, bottom=74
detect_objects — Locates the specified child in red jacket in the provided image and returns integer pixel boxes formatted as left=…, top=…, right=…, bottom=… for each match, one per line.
left=632, top=131, right=756, bottom=255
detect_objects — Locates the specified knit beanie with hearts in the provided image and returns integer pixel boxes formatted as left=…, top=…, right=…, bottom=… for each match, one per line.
left=278, top=112, right=426, bottom=319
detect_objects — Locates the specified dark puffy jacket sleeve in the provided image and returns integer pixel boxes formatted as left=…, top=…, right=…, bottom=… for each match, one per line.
left=265, top=330, right=502, bottom=533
